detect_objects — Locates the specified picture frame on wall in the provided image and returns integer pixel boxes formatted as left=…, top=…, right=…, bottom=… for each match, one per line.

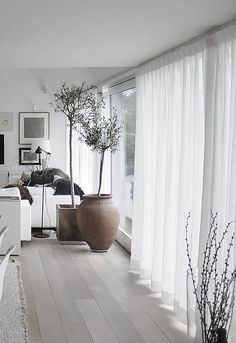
left=19, top=148, right=41, bottom=165
left=0, top=112, right=13, bottom=132
left=19, top=112, right=50, bottom=144
left=0, top=135, right=4, bottom=164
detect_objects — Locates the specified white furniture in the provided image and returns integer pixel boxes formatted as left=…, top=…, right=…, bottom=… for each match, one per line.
left=27, top=186, right=81, bottom=228
left=21, top=200, right=31, bottom=241
left=0, top=245, right=15, bottom=301
left=0, top=189, right=31, bottom=243
left=2, top=172, right=81, bottom=230
left=0, top=188, right=21, bottom=255
left=0, top=225, right=8, bottom=249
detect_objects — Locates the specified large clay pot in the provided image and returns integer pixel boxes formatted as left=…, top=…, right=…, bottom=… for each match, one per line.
left=77, top=194, right=119, bottom=251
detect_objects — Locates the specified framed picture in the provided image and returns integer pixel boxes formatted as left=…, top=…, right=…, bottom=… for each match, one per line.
left=19, top=112, right=50, bottom=144
left=19, top=148, right=41, bottom=165
left=0, top=112, right=13, bottom=132
left=0, top=135, right=4, bottom=164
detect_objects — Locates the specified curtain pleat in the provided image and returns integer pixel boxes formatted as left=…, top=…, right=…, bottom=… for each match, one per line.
left=131, top=23, right=236, bottom=341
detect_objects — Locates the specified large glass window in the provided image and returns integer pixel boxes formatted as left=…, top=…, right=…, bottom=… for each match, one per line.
left=110, top=80, right=136, bottom=238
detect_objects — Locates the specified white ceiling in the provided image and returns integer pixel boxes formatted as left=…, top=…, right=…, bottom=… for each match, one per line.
left=0, top=0, right=236, bottom=69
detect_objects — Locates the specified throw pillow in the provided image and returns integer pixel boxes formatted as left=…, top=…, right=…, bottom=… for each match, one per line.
left=19, top=172, right=31, bottom=186
left=29, top=171, right=54, bottom=186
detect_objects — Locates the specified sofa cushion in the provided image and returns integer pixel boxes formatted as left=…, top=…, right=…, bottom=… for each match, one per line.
left=8, top=174, right=21, bottom=185
left=27, top=186, right=54, bottom=196
left=20, top=172, right=31, bottom=186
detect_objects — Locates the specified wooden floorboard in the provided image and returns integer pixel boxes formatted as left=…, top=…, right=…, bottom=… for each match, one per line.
left=76, top=299, right=119, bottom=343
left=21, top=241, right=68, bottom=343
left=33, top=239, right=94, bottom=343
left=20, top=254, right=42, bottom=342
left=20, top=237, right=190, bottom=343
left=65, top=246, right=146, bottom=343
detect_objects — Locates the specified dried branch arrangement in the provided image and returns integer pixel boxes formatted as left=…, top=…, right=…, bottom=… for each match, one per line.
left=185, top=212, right=236, bottom=343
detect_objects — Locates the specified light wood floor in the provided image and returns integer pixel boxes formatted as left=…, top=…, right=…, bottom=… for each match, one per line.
left=20, top=233, right=191, bottom=343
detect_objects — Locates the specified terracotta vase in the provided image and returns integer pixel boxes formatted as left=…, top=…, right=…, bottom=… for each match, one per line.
left=77, top=194, right=119, bottom=251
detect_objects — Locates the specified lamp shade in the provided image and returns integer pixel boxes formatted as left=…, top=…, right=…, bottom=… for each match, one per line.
left=31, top=139, right=51, bottom=154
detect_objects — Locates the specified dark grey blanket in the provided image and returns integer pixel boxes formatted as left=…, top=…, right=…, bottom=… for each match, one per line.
left=51, top=178, right=84, bottom=200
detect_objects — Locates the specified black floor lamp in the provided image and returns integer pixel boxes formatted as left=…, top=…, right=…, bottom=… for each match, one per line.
left=31, top=140, right=51, bottom=239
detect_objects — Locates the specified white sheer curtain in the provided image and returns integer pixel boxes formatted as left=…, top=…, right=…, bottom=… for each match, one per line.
left=66, top=127, right=97, bottom=194
left=199, top=26, right=236, bottom=342
left=131, top=43, right=205, bottom=321
left=131, top=22, right=236, bottom=339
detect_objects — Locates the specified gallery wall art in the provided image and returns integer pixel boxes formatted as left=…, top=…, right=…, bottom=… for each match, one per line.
left=19, top=112, right=50, bottom=144
left=19, top=147, right=41, bottom=165
left=0, top=112, right=13, bottom=132
left=0, top=135, right=4, bottom=164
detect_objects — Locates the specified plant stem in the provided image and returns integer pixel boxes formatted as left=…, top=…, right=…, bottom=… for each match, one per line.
left=69, top=122, right=75, bottom=207
left=97, top=150, right=105, bottom=196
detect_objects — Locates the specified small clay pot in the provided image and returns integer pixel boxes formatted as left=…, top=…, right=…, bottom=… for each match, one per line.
left=77, top=194, right=119, bottom=251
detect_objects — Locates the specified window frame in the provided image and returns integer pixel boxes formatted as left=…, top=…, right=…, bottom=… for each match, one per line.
left=108, top=77, right=136, bottom=254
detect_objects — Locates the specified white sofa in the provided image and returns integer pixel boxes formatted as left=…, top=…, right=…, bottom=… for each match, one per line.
left=5, top=171, right=81, bottom=230
left=27, top=186, right=81, bottom=228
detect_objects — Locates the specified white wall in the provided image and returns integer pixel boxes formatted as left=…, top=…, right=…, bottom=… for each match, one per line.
left=0, top=67, right=125, bottom=182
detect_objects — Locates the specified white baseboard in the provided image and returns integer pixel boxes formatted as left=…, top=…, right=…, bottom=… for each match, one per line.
left=116, top=228, right=131, bottom=254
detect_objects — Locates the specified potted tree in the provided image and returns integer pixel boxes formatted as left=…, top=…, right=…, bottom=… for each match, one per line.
left=77, top=110, right=123, bottom=251
left=51, top=82, right=102, bottom=242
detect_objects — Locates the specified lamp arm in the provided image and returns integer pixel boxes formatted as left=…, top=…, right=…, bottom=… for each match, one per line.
left=41, top=148, right=51, bottom=155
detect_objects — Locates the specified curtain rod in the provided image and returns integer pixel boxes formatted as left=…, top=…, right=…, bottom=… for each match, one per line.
left=138, top=17, right=236, bottom=68
left=109, top=76, right=135, bottom=89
